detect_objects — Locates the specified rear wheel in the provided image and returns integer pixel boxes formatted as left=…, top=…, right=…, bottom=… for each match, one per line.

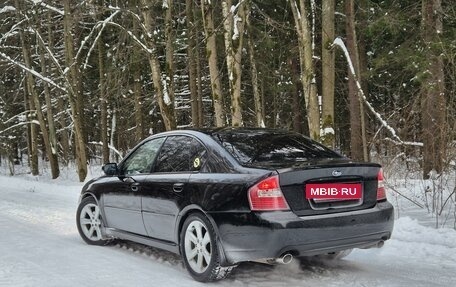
left=180, top=213, right=235, bottom=282
left=76, top=196, right=109, bottom=246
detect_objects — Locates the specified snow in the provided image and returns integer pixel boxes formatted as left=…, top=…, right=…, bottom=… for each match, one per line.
left=0, top=172, right=455, bottom=286
left=30, top=0, right=63, bottom=15
left=331, top=38, right=423, bottom=147
left=0, top=52, right=67, bottom=92
left=0, top=6, right=15, bottom=14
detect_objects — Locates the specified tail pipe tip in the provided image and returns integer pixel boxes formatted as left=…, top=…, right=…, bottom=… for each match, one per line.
left=275, top=253, right=293, bottom=265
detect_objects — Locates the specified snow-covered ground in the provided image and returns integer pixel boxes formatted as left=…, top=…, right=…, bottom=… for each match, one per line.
left=0, top=172, right=455, bottom=287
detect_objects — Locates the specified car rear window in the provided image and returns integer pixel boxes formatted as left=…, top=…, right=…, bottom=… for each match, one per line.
left=212, top=130, right=342, bottom=166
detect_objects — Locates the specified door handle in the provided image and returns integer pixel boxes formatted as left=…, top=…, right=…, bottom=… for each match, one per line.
left=173, top=183, right=184, bottom=193
left=131, top=182, right=140, bottom=192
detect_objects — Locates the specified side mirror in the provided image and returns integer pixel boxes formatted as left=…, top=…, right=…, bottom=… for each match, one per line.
left=102, top=163, right=119, bottom=176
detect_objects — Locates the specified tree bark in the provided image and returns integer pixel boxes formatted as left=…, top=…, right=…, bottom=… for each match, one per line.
left=421, top=0, right=446, bottom=178
left=201, top=0, right=225, bottom=127
left=23, top=80, right=39, bottom=175
left=141, top=0, right=176, bottom=131
left=289, top=0, right=320, bottom=139
left=63, top=0, right=88, bottom=181
left=290, top=57, right=304, bottom=134
left=345, top=0, right=366, bottom=161
left=186, top=0, right=200, bottom=127
left=15, top=0, right=59, bottom=178
left=132, top=17, right=145, bottom=143
left=38, top=30, right=60, bottom=178
left=246, top=12, right=264, bottom=128
left=321, top=0, right=335, bottom=148
left=222, top=0, right=248, bottom=127
left=98, top=28, right=109, bottom=163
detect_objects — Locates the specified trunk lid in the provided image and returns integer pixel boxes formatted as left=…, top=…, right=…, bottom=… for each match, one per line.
left=277, top=160, right=381, bottom=216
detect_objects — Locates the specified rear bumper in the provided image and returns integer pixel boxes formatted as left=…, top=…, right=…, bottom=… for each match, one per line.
left=208, top=201, right=394, bottom=264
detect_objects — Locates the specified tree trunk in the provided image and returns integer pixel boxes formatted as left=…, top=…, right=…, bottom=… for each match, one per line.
left=222, top=0, right=248, bottom=127
left=141, top=0, right=176, bottom=131
left=345, top=0, right=365, bottom=161
left=98, top=29, right=110, bottom=163
left=421, top=0, right=446, bottom=178
left=246, top=13, right=264, bottom=128
left=164, top=0, right=176, bottom=127
left=38, top=29, right=60, bottom=178
left=290, top=57, right=304, bottom=134
left=23, top=81, right=39, bottom=175
left=290, top=0, right=320, bottom=139
left=57, top=96, right=70, bottom=165
left=321, top=0, right=335, bottom=148
left=131, top=17, right=145, bottom=143
left=201, top=0, right=225, bottom=127
left=15, top=0, right=59, bottom=178
left=186, top=0, right=200, bottom=127
left=63, top=0, right=88, bottom=181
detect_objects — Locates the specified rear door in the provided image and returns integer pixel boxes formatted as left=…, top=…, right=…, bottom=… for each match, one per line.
left=102, top=137, right=165, bottom=235
left=141, top=135, right=207, bottom=242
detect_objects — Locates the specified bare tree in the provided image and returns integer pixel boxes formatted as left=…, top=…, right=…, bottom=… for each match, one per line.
left=321, top=0, right=335, bottom=148
left=222, top=0, right=248, bottom=127
left=63, top=0, right=88, bottom=181
left=140, top=0, right=176, bottom=131
left=289, top=0, right=320, bottom=139
left=421, top=0, right=446, bottom=178
left=201, top=0, right=225, bottom=127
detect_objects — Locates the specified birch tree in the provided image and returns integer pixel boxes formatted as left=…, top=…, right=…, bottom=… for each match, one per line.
left=222, top=0, right=248, bottom=127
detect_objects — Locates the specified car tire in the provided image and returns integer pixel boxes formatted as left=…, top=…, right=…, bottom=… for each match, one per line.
left=180, top=213, right=235, bottom=282
left=76, top=196, right=109, bottom=246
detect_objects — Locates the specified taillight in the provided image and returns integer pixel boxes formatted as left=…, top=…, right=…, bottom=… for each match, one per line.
left=377, top=169, right=386, bottom=201
left=248, top=175, right=290, bottom=211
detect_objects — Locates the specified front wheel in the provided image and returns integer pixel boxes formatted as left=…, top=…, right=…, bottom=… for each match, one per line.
left=76, top=196, right=109, bottom=246
left=180, top=213, right=235, bottom=282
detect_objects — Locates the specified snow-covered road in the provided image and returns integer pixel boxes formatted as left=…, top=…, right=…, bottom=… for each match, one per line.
left=0, top=174, right=455, bottom=287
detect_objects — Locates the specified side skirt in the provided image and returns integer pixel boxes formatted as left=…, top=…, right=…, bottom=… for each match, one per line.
left=105, top=228, right=180, bottom=255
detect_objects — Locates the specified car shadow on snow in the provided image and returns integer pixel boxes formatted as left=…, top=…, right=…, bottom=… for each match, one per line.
left=111, top=240, right=364, bottom=283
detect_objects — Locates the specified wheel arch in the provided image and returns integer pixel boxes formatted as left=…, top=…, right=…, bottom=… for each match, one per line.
left=175, top=205, right=229, bottom=266
left=79, top=192, right=108, bottom=226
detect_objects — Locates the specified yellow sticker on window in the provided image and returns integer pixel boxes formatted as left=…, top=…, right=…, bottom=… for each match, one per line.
left=193, top=157, right=200, bottom=169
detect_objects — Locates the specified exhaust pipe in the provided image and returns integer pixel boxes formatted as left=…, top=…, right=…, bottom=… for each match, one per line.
left=377, top=240, right=384, bottom=248
left=275, top=253, right=293, bottom=265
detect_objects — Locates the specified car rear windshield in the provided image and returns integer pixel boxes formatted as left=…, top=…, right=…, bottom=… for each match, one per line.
left=212, top=130, right=342, bottom=166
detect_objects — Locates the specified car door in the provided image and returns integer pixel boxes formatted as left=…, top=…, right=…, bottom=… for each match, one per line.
left=141, top=135, right=208, bottom=243
left=102, top=137, right=165, bottom=236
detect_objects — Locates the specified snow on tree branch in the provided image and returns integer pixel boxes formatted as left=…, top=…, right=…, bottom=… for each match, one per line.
left=0, top=120, right=40, bottom=135
left=0, top=6, right=15, bottom=14
left=88, top=141, right=123, bottom=159
left=0, top=52, right=67, bottom=92
left=83, top=10, right=121, bottom=69
left=28, top=0, right=64, bottom=15
left=331, top=37, right=423, bottom=147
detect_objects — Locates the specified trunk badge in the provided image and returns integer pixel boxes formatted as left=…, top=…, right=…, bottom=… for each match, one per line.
left=332, top=170, right=342, bottom=177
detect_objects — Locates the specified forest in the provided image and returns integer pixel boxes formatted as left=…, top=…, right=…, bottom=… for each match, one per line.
left=0, top=0, right=455, bottom=182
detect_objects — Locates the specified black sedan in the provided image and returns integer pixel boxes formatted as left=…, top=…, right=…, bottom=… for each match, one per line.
left=76, top=128, right=394, bottom=282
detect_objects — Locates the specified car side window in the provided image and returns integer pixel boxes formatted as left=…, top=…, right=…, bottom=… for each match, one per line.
left=155, top=136, right=207, bottom=173
left=122, top=137, right=165, bottom=175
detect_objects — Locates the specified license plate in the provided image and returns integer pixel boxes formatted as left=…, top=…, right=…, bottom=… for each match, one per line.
left=305, top=183, right=362, bottom=201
